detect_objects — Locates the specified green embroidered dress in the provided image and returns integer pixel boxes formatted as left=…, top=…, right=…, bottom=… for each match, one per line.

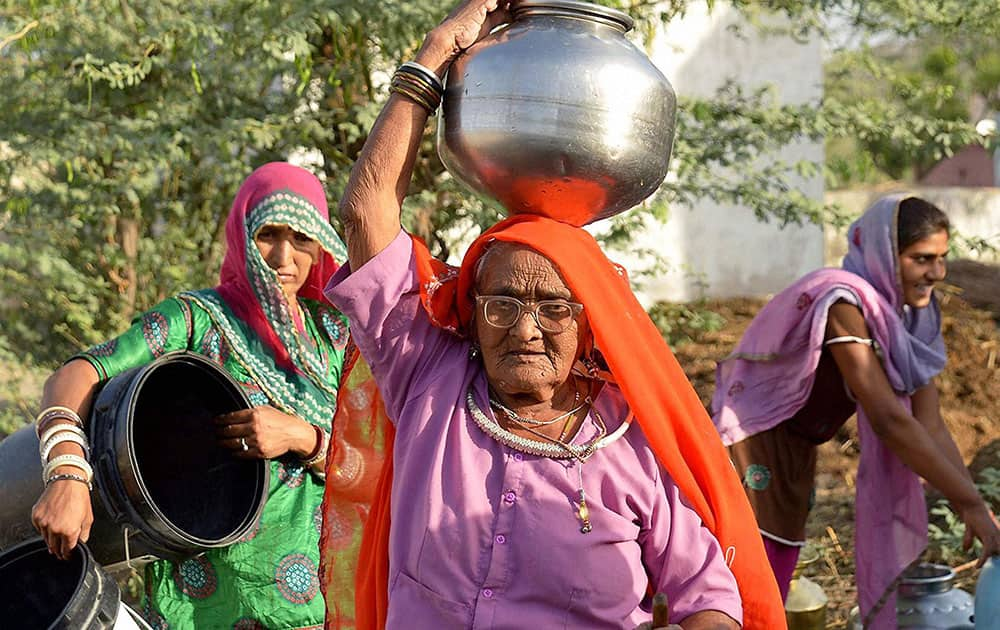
left=78, top=292, right=348, bottom=629
left=76, top=169, right=350, bottom=630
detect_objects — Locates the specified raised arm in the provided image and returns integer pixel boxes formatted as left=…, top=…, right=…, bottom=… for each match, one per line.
left=338, top=0, right=511, bottom=270
left=826, top=302, right=1000, bottom=564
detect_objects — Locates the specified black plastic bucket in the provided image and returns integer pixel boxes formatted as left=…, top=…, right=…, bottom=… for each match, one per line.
left=0, top=351, right=269, bottom=565
left=0, top=538, right=120, bottom=629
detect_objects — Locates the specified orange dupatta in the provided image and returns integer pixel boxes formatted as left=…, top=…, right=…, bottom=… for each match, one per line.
left=320, top=215, right=786, bottom=629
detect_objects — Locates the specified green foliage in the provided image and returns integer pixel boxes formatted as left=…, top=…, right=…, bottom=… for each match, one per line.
left=823, top=2, right=1000, bottom=186
left=647, top=301, right=726, bottom=347
left=0, top=0, right=994, bottom=378
left=0, top=336, right=44, bottom=440
left=926, top=468, right=1000, bottom=565
left=0, top=0, right=452, bottom=367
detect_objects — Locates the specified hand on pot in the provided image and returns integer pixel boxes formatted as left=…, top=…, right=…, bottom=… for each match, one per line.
left=32, top=474, right=94, bottom=561
left=415, top=0, right=512, bottom=76
left=215, top=406, right=318, bottom=460
left=960, top=503, right=1000, bottom=567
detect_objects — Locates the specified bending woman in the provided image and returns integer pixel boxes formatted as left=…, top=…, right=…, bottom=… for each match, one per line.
left=712, top=194, right=1000, bottom=628
left=318, top=1, right=787, bottom=628
left=31, top=163, right=350, bottom=629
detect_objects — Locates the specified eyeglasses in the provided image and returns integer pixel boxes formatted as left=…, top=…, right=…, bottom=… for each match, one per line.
left=475, top=295, right=583, bottom=333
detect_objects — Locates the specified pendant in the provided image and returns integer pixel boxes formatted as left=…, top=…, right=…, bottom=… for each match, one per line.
left=577, top=490, right=592, bottom=534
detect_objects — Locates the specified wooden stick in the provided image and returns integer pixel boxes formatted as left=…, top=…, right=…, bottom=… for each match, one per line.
left=953, top=558, right=980, bottom=574
left=826, top=525, right=847, bottom=557
left=824, top=550, right=841, bottom=577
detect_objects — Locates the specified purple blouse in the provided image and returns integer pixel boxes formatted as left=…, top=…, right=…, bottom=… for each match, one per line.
left=325, top=231, right=741, bottom=629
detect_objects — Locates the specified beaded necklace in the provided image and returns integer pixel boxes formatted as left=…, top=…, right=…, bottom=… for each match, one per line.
left=489, top=389, right=586, bottom=428
left=466, top=384, right=632, bottom=533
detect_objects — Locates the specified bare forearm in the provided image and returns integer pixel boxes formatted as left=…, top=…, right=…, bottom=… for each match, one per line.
left=41, top=359, right=101, bottom=421
left=678, top=610, right=740, bottom=630
left=40, top=359, right=101, bottom=466
left=872, top=409, right=982, bottom=511
left=339, top=95, right=430, bottom=270
left=929, top=421, right=975, bottom=484
left=911, top=384, right=975, bottom=485
left=338, top=0, right=510, bottom=270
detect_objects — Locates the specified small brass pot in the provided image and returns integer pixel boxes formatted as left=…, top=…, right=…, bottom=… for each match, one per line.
left=785, top=546, right=828, bottom=630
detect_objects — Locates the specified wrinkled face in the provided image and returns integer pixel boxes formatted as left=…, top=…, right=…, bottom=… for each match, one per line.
left=898, top=229, right=948, bottom=308
left=474, top=244, right=589, bottom=401
left=254, top=224, right=319, bottom=297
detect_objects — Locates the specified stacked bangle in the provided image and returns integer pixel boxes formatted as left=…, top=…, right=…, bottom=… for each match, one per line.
left=45, top=472, right=92, bottom=491
left=40, top=429, right=90, bottom=462
left=390, top=61, right=445, bottom=113
left=302, top=425, right=329, bottom=467
left=35, top=406, right=83, bottom=436
left=43, top=453, right=94, bottom=485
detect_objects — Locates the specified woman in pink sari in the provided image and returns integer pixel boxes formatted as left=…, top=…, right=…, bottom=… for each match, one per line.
left=712, top=194, right=999, bottom=628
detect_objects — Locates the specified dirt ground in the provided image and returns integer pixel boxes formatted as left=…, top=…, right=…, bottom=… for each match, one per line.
left=672, top=259, right=1000, bottom=627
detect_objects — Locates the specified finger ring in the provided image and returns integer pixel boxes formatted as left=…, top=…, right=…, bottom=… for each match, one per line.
left=240, top=437, right=248, bottom=452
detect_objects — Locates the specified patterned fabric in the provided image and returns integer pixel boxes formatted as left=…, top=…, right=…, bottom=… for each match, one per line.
left=72, top=162, right=351, bottom=630
left=76, top=294, right=347, bottom=629
left=216, top=163, right=345, bottom=374
left=728, top=422, right=817, bottom=544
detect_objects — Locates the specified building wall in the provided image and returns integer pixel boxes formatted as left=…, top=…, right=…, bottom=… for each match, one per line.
left=825, top=187, right=1000, bottom=266
left=607, top=2, right=826, bottom=304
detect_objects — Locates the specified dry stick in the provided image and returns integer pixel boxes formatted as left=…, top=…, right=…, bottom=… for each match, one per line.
left=824, top=550, right=841, bottom=577
left=953, top=558, right=980, bottom=574
left=827, top=525, right=847, bottom=558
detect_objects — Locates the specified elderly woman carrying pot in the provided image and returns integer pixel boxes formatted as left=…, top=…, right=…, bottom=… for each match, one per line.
left=317, top=1, right=786, bottom=628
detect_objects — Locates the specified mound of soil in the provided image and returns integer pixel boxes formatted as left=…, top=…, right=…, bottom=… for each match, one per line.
left=671, top=259, right=1000, bottom=625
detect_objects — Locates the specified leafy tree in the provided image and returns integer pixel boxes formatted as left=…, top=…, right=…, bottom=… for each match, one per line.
left=823, top=1, right=1000, bottom=186
left=0, top=0, right=993, bottom=433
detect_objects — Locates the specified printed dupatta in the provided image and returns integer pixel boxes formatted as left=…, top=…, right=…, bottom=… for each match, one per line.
left=210, top=163, right=347, bottom=411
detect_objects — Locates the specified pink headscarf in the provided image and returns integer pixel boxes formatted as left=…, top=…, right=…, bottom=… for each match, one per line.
left=712, top=194, right=946, bottom=628
left=216, top=162, right=345, bottom=370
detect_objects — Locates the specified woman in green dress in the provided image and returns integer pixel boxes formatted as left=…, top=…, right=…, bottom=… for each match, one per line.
left=31, top=162, right=349, bottom=629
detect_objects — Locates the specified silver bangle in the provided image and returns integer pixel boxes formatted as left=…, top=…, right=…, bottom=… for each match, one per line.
left=43, top=454, right=94, bottom=484
left=40, top=431, right=90, bottom=463
left=39, top=423, right=88, bottom=453
left=45, top=472, right=93, bottom=491
left=399, top=61, right=444, bottom=94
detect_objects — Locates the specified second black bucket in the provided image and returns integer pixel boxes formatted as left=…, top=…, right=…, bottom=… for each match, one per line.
left=0, top=537, right=120, bottom=629
left=0, top=351, right=269, bottom=565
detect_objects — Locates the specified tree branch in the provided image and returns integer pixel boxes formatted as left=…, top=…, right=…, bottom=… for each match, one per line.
left=0, top=20, right=39, bottom=53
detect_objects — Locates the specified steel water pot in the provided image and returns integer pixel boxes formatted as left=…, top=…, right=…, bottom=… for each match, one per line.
left=849, top=563, right=975, bottom=629
left=437, top=0, right=677, bottom=226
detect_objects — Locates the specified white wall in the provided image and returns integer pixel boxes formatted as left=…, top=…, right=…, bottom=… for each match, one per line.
left=826, top=187, right=1000, bottom=265
left=609, top=2, right=826, bottom=303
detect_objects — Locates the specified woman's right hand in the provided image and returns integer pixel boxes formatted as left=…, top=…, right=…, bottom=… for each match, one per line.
left=31, top=479, right=94, bottom=561
left=415, top=0, right=511, bottom=76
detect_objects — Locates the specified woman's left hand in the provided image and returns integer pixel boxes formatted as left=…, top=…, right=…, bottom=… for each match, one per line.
left=215, top=406, right=316, bottom=460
